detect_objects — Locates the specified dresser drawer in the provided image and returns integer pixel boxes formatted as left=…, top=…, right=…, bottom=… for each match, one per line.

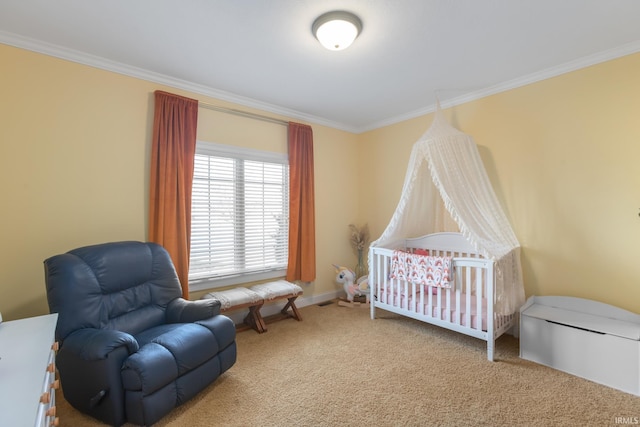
left=36, top=347, right=60, bottom=427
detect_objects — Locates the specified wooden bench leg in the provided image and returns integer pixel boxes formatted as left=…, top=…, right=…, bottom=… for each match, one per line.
left=255, top=306, right=267, bottom=332
left=281, top=296, right=302, bottom=321
left=243, top=304, right=266, bottom=333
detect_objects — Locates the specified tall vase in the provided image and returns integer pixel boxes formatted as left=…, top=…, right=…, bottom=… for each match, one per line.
left=354, top=249, right=367, bottom=280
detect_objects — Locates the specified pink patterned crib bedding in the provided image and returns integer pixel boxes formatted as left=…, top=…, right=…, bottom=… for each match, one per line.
left=390, top=250, right=453, bottom=288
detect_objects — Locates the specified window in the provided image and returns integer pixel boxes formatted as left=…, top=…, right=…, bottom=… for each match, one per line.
left=189, top=141, right=289, bottom=290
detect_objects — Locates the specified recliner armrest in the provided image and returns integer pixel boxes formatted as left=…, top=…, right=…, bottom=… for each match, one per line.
left=62, top=328, right=139, bottom=360
left=166, top=298, right=221, bottom=323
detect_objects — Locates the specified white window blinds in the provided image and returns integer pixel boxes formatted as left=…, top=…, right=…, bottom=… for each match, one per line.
left=189, top=141, right=289, bottom=289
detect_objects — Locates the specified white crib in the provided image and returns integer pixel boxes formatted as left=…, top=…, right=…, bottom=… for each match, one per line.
left=369, top=232, right=517, bottom=361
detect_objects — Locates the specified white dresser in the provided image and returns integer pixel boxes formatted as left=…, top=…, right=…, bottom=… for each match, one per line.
left=0, top=313, right=59, bottom=426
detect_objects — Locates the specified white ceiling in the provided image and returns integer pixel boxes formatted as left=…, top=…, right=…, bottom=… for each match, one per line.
left=2, top=0, right=640, bottom=133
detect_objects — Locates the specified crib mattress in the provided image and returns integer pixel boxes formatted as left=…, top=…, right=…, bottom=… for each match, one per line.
left=379, top=289, right=492, bottom=331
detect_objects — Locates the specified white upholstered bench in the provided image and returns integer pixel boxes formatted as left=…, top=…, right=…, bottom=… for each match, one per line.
left=249, top=280, right=303, bottom=331
left=202, top=287, right=266, bottom=333
left=202, top=280, right=303, bottom=334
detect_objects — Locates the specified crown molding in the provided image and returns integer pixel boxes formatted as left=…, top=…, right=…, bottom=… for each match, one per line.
left=360, top=39, right=640, bottom=133
left=0, top=30, right=358, bottom=133
left=3, top=30, right=639, bottom=135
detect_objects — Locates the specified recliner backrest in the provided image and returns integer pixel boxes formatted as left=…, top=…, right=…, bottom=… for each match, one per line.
left=44, top=241, right=183, bottom=341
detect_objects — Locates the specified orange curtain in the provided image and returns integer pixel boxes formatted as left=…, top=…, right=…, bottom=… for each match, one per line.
left=148, top=90, right=198, bottom=298
left=286, top=122, right=316, bottom=282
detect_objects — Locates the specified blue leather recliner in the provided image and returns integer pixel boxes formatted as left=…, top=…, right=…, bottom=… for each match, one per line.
left=44, top=241, right=237, bottom=426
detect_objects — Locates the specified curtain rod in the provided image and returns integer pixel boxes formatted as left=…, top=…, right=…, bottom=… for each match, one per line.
left=198, top=101, right=289, bottom=127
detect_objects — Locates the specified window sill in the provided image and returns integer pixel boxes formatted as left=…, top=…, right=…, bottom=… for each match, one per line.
left=189, top=269, right=287, bottom=292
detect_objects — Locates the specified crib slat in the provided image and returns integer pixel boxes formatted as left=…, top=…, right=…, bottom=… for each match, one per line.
left=445, top=285, right=451, bottom=322
left=380, top=251, right=385, bottom=303
left=454, top=266, right=461, bottom=325
left=411, top=281, right=417, bottom=313
left=465, top=265, right=472, bottom=329
left=476, top=266, right=483, bottom=330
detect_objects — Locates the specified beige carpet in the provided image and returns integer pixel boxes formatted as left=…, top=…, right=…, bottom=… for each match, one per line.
left=58, top=301, right=640, bottom=426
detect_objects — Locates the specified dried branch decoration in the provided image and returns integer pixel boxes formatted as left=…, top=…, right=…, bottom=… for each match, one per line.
left=348, top=223, right=370, bottom=252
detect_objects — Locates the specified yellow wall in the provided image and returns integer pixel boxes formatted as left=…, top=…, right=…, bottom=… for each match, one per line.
left=0, top=43, right=359, bottom=320
left=2, top=42, right=639, bottom=319
left=359, top=52, right=640, bottom=313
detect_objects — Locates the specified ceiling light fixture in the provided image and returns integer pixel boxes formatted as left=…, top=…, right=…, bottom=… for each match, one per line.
left=312, top=11, right=362, bottom=51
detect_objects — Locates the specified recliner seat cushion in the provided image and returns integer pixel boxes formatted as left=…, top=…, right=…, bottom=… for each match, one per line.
left=122, top=317, right=235, bottom=393
left=122, top=343, right=179, bottom=393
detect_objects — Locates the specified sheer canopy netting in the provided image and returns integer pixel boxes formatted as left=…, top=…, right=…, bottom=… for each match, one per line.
left=371, top=108, right=525, bottom=315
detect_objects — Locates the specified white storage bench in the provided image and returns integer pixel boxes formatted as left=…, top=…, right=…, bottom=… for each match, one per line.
left=520, top=296, right=640, bottom=396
